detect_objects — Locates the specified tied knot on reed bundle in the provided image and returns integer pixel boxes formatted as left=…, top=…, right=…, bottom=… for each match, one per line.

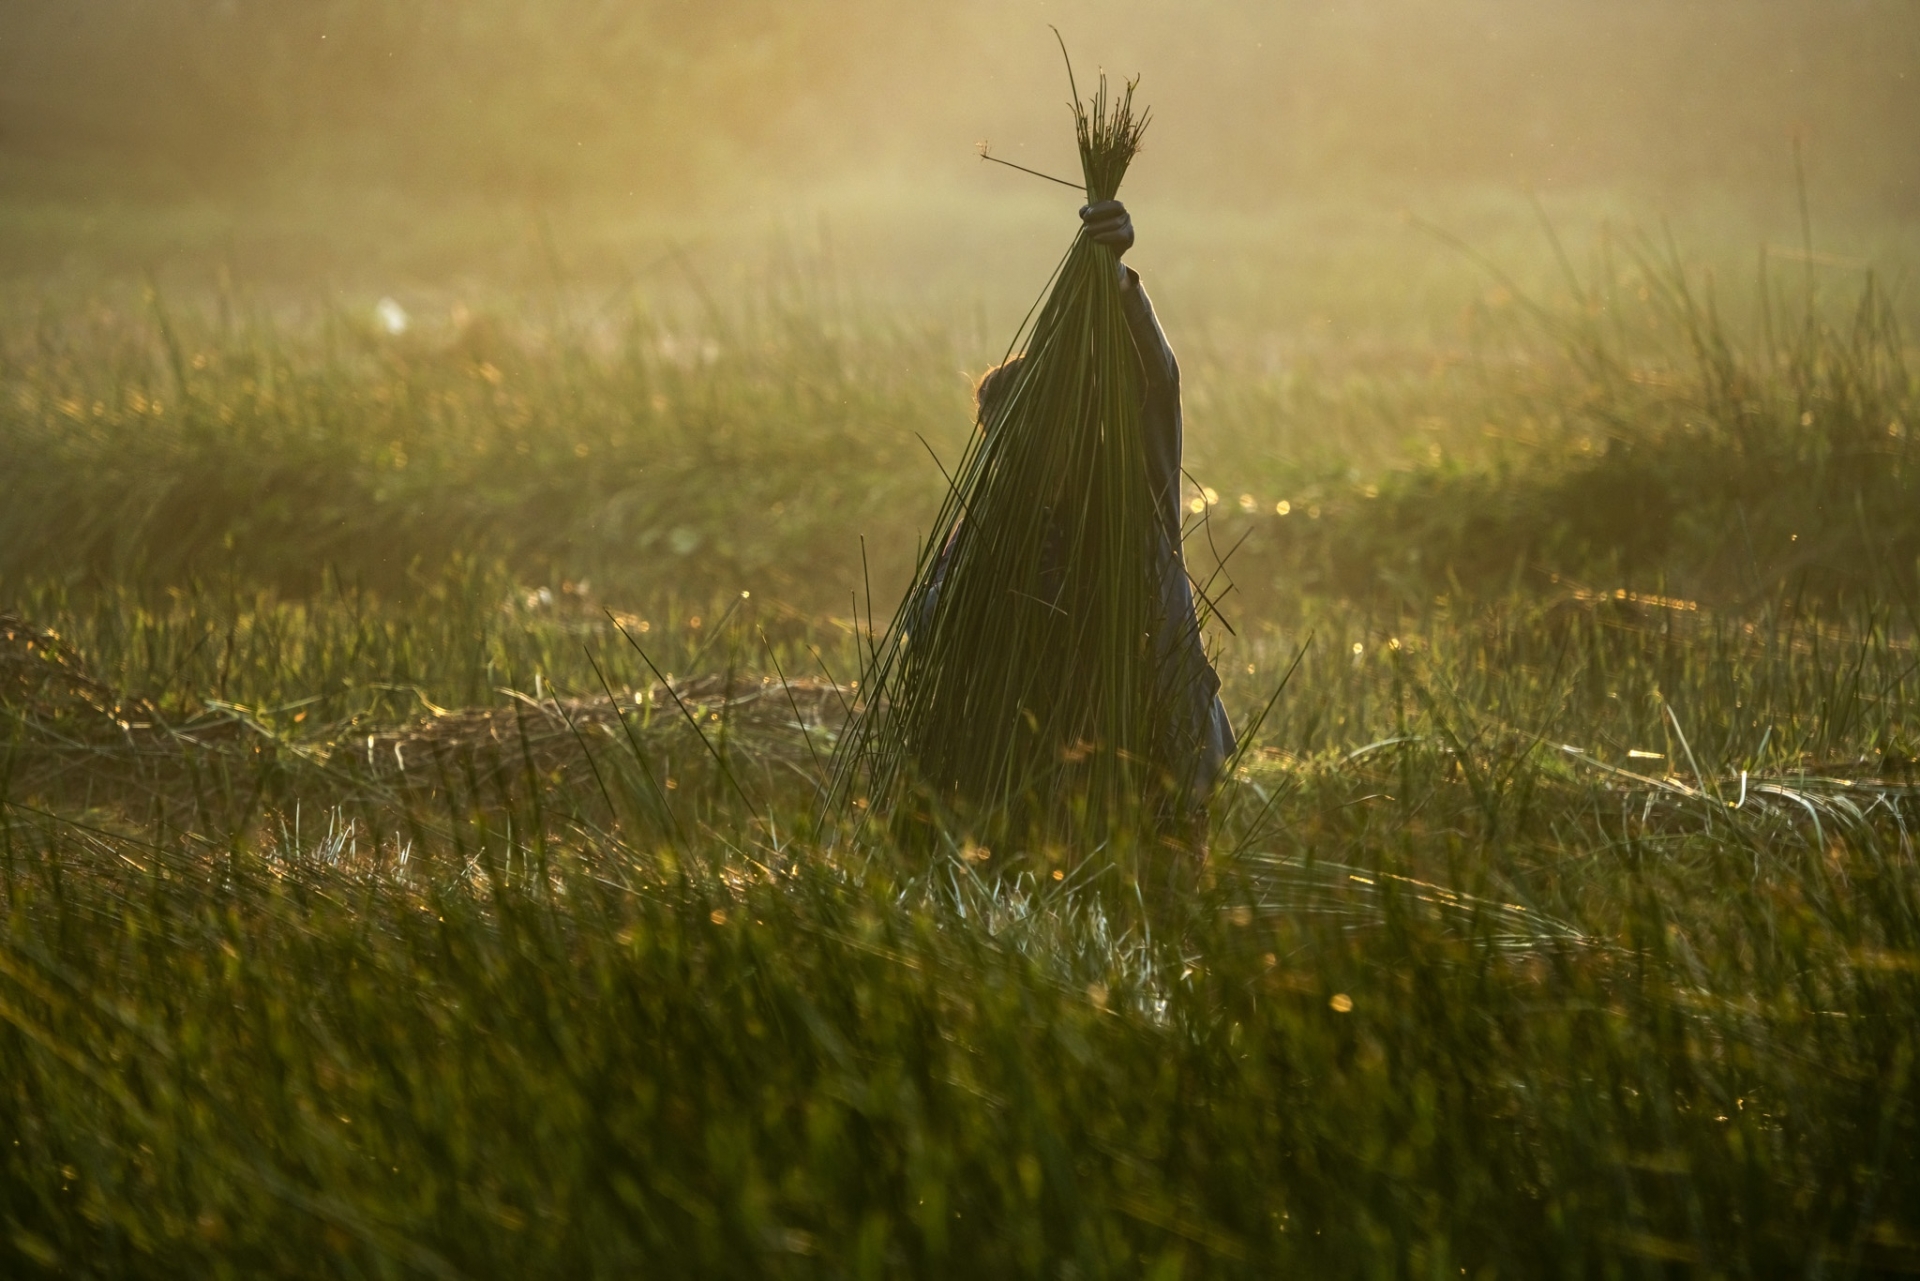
left=832, top=65, right=1192, bottom=852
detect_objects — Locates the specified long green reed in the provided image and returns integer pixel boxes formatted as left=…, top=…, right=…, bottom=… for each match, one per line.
left=834, top=72, right=1181, bottom=847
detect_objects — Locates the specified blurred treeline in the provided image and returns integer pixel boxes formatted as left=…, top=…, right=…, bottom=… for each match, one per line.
left=4, top=0, right=1917, bottom=209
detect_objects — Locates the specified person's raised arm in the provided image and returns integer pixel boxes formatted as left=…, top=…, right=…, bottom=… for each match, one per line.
left=1082, top=200, right=1183, bottom=536
left=1082, top=199, right=1178, bottom=397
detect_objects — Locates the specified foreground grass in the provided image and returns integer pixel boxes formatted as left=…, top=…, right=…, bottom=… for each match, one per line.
left=3, top=583, right=1918, bottom=1276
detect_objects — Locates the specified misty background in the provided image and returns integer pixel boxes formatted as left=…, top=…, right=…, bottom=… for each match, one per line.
left=7, top=0, right=1918, bottom=201
left=3, top=0, right=1917, bottom=611
left=4, top=0, right=1916, bottom=295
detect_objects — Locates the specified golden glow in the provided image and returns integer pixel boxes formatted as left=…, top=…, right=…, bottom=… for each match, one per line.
left=3, top=2, right=1911, bottom=212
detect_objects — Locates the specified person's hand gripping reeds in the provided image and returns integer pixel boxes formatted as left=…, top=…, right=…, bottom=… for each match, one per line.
left=1080, top=199, right=1134, bottom=282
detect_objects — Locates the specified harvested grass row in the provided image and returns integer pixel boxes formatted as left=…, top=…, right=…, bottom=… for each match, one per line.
left=3, top=703, right=1917, bottom=1275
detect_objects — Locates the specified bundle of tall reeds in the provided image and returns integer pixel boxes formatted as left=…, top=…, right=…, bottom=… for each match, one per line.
left=834, top=70, right=1175, bottom=845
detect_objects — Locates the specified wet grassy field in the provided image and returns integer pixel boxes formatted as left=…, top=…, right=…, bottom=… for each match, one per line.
left=3, top=204, right=1918, bottom=1274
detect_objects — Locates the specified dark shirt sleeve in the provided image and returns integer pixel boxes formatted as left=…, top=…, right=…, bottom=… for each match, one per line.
left=1122, top=266, right=1227, bottom=768
left=1118, top=266, right=1184, bottom=544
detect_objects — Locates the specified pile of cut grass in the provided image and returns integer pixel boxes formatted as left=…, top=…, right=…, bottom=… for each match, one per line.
left=837, top=72, right=1182, bottom=844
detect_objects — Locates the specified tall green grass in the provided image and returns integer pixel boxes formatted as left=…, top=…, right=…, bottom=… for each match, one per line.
left=4, top=223, right=1911, bottom=623
left=1, top=223, right=1918, bottom=1274
left=0, top=276, right=961, bottom=610
left=1161, top=223, right=1919, bottom=625
left=3, top=584, right=1917, bottom=1274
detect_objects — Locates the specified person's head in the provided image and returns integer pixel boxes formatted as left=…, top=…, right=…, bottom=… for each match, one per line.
left=973, top=354, right=1027, bottom=429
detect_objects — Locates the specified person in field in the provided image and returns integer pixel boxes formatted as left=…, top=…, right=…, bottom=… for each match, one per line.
left=921, top=199, right=1235, bottom=825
